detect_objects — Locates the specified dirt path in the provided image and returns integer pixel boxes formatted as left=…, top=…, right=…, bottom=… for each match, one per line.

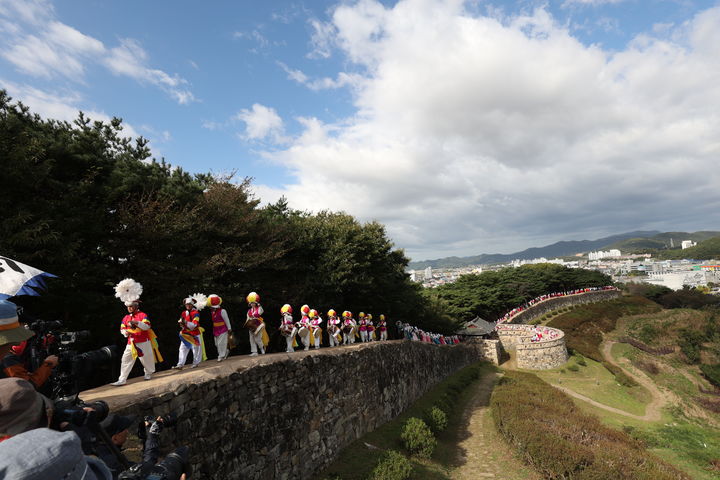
left=600, top=340, right=669, bottom=422
left=452, top=372, right=541, bottom=480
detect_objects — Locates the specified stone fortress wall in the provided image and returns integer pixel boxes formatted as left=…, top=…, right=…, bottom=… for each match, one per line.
left=507, top=289, right=621, bottom=325
left=104, top=341, right=488, bottom=480
left=496, top=289, right=621, bottom=370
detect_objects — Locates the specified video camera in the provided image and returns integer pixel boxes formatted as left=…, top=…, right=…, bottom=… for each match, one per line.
left=118, top=447, right=189, bottom=480
left=24, top=318, right=117, bottom=399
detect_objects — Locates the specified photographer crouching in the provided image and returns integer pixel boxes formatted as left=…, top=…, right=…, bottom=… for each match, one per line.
left=0, top=377, right=190, bottom=479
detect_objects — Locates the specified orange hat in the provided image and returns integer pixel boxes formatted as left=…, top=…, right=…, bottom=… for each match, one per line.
left=281, top=304, right=292, bottom=314
left=327, top=309, right=336, bottom=317
left=309, top=309, right=317, bottom=318
left=301, top=304, right=310, bottom=314
left=342, top=310, right=351, bottom=318
left=246, top=292, right=260, bottom=304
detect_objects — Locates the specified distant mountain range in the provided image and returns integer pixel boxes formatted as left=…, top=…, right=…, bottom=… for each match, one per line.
left=408, top=230, right=720, bottom=270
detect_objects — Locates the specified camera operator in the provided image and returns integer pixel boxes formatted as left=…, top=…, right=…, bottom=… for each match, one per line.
left=1, top=338, right=58, bottom=388
left=0, top=377, right=113, bottom=479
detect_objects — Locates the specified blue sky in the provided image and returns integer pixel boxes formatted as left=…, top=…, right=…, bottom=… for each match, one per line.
left=2, top=0, right=719, bottom=261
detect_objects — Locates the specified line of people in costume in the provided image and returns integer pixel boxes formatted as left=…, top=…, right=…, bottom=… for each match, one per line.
left=395, top=321, right=461, bottom=345
left=496, top=286, right=619, bottom=324
left=278, top=305, right=388, bottom=352
left=109, top=278, right=391, bottom=385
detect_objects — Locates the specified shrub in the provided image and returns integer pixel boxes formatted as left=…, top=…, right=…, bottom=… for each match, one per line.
left=567, top=364, right=580, bottom=372
left=577, top=357, right=587, bottom=367
left=400, top=418, right=436, bottom=458
left=700, top=364, right=720, bottom=388
left=602, top=361, right=639, bottom=387
left=490, top=371, right=691, bottom=480
left=632, top=358, right=660, bottom=376
left=679, top=328, right=705, bottom=364
left=368, top=450, right=412, bottom=480
left=425, top=406, right=448, bottom=433
left=618, top=336, right=674, bottom=356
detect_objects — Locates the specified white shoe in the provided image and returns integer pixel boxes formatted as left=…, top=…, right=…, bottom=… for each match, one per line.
left=250, top=352, right=258, bottom=357
left=191, top=363, right=199, bottom=368
left=111, top=380, right=126, bottom=386
left=217, top=358, right=223, bottom=362
left=143, top=374, right=152, bottom=381
left=304, top=347, right=309, bottom=351
left=171, top=365, right=183, bottom=370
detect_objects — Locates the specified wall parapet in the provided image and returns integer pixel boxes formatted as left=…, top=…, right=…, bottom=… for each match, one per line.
left=496, top=324, right=568, bottom=370
left=504, top=289, right=621, bottom=325
left=82, top=341, right=485, bottom=480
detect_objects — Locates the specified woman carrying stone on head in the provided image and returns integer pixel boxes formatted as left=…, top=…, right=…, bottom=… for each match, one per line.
left=207, top=294, right=232, bottom=361
left=326, top=309, right=342, bottom=347
left=280, top=304, right=298, bottom=353
left=111, top=279, right=163, bottom=386
left=172, top=295, right=207, bottom=370
left=309, top=309, right=323, bottom=349
left=245, top=292, right=268, bottom=356
left=295, top=304, right=312, bottom=351
left=378, top=314, right=388, bottom=341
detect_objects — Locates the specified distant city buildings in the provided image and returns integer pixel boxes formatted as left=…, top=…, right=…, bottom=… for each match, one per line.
left=588, top=249, right=621, bottom=260
left=409, top=251, right=719, bottom=292
left=681, top=240, right=697, bottom=249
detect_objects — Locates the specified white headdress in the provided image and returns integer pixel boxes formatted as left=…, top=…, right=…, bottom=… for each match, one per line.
left=114, top=278, right=143, bottom=306
left=190, top=293, right=207, bottom=311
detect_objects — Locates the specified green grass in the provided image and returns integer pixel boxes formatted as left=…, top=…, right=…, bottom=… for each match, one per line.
left=316, top=362, right=496, bottom=480
left=535, top=355, right=651, bottom=416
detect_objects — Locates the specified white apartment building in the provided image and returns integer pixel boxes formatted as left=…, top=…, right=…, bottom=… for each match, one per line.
left=681, top=240, right=697, bottom=249
left=588, top=249, right=621, bottom=260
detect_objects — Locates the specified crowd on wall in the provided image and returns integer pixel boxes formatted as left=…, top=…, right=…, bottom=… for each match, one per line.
left=395, top=321, right=461, bottom=345
left=496, top=286, right=618, bottom=325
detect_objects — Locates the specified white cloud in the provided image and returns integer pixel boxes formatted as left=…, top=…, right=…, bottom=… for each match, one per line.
left=0, top=78, right=140, bottom=140
left=253, top=0, right=720, bottom=260
left=278, top=61, right=363, bottom=90
left=235, top=103, right=286, bottom=143
left=308, top=18, right=337, bottom=58
left=0, top=3, right=194, bottom=104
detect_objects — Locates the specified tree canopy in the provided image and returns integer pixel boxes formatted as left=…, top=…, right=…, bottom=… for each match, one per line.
left=428, top=264, right=612, bottom=322
left=0, top=91, right=458, bottom=363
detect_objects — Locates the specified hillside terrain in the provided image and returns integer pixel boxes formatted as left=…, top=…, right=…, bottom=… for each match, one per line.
left=522, top=298, right=720, bottom=479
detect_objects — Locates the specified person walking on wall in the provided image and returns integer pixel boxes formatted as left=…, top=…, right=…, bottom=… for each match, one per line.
left=112, top=279, right=163, bottom=386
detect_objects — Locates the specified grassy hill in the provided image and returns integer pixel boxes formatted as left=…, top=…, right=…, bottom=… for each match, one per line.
left=603, top=231, right=720, bottom=254
left=536, top=298, right=720, bottom=479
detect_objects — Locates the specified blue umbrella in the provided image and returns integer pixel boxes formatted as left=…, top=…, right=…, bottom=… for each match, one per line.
left=0, top=256, right=57, bottom=299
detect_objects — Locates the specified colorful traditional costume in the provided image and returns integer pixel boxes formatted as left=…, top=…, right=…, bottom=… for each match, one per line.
left=326, top=309, right=342, bottom=347
left=173, top=296, right=207, bottom=369
left=378, top=314, right=388, bottom=341
left=366, top=314, right=376, bottom=341
left=358, top=312, right=368, bottom=342
left=112, top=279, right=163, bottom=386
left=342, top=311, right=356, bottom=345
left=245, top=292, right=268, bottom=356
left=208, top=294, right=232, bottom=361
left=309, top=309, right=323, bottom=349
left=296, top=304, right=312, bottom=351
left=280, top=304, right=297, bottom=353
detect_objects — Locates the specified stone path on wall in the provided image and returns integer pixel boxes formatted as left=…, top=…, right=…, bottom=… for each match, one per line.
left=452, top=372, right=541, bottom=480
left=81, top=341, right=388, bottom=410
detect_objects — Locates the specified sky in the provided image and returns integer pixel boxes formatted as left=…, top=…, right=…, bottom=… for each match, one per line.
left=1, top=0, right=719, bottom=262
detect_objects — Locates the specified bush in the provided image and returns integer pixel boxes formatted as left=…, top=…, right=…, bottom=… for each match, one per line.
left=679, top=328, right=705, bottom=364
left=567, top=364, right=580, bottom=372
left=400, top=418, right=436, bottom=458
left=577, top=357, right=587, bottom=367
left=425, top=406, right=448, bottom=433
left=632, top=358, right=660, bottom=375
left=490, top=371, right=691, bottom=480
left=602, top=361, right=639, bottom=387
left=700, top=364, right=720, bottom=388
left=368, top=450, right=412, bottom=480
